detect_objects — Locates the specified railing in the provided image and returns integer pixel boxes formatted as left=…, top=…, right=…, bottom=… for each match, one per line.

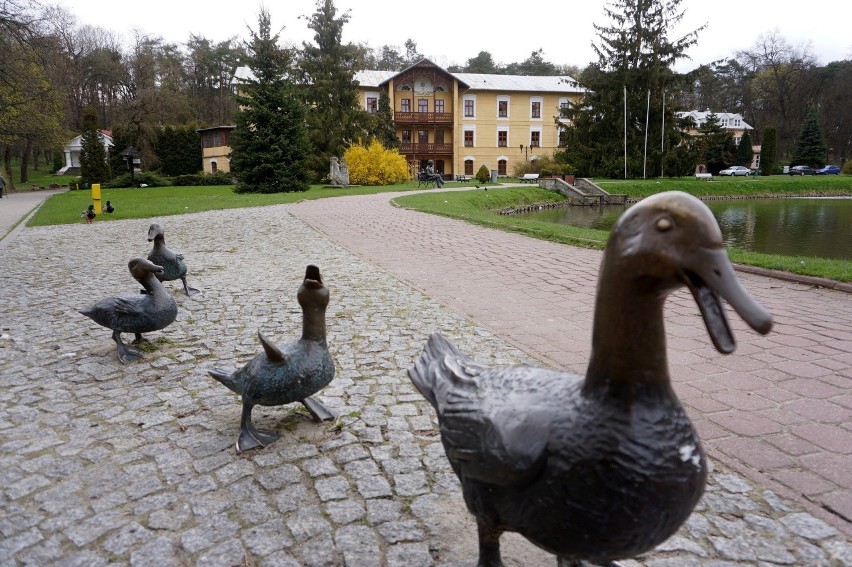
left=399, top=143, right=453, bottom=154
left=394, top=112, right=454, bottom=124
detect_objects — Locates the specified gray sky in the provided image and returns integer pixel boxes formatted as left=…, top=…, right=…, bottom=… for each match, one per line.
left=62, top=0, right=851, bottom=73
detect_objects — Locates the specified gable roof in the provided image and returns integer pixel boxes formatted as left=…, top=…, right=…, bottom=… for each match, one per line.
left=677, top=110, right=753, bottom=130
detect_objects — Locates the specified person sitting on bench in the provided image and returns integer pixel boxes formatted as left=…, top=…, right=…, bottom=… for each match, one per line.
left=424, top=160, right=444, bottom=188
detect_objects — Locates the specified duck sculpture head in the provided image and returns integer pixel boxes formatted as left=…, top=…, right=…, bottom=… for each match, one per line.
left=408, top=191, right=772, bottom=566
left=208, top=265, right=336, bottom=453
left=79, top=257, right=178, bottom=364
left=146, top=222, right=199, bottom=296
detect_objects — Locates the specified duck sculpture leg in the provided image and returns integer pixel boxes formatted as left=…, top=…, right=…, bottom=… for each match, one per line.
left=180, top=276, right=200, bottom=296
left=208, top=265, right=336, bottom=453
left=408, top=192, right=772, bottom=567
left=111, top=329, right=144, bottom=364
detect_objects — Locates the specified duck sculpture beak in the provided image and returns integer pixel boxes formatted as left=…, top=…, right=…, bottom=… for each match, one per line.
left=302, top=264, right=324, bottom=289
left=129, top=257, right=165, bottom=278
left=681, top=246, right=772, bottom=354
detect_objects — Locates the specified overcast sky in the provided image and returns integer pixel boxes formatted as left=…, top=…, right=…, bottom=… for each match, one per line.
left=61, top=0, right=850, bottom=73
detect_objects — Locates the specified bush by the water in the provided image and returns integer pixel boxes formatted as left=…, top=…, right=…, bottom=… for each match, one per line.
left=344, top=140, right=409, bottom=185
left=171, top=171, right=235, bottom=186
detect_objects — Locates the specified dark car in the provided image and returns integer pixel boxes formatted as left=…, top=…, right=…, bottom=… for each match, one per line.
left=788, top=165, right=816, bottom=176
left=815, top=165, right=841, bottom=175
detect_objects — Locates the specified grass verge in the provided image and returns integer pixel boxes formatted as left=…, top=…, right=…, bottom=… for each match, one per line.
left=394, top=183, right=852, bottom=283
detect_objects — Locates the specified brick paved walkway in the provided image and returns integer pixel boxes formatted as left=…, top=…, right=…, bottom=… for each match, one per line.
left=0, top=191, right=849, bottom=565
left=290, top=190, right=852, bottom=538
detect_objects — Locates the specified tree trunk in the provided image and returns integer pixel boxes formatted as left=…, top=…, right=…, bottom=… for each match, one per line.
left=3, top=146, right=12, bottom=190
left=20, top=139, right=31, bottom=184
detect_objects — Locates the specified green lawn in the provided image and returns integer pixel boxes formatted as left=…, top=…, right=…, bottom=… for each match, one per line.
left=25, top=174, right=852, bottom=282
left=393, top=179, right=852, bottom=283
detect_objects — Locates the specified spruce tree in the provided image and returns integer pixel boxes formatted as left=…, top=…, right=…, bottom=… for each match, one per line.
left=791, top=107, right=827, bottom=167
left=298, top=0, right=371, bottom=179
left=699, top=113, right=736, bottom=174
left=759, top=126, right=777, bottom=176
left=555, top=0, right=703, bottom=178
left=230, top=8, right=311, bottom=193
left=736, top=130, right=753, bottom=167
left=374, top=92, right=398, bottom=149
left=79, top=106, right=111, bottom=186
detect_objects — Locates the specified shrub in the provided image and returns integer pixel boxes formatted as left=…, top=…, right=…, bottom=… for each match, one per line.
left=842, top=161, right=852, bottom=175
left=343, top=140, right=409, bottom=186
left=104, top=171, right=172, bottom=188
left=475, top=164, right=491, bottom=183
left=171, top=171, right=235, bottom=186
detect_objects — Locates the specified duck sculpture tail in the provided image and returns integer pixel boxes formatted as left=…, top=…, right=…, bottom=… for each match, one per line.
left=208, top=367, right=243, bottom=395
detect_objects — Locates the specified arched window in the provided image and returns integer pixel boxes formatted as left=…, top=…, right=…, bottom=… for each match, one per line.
left=399, top=83, right=412, bottom=91
left=498, top=159, right=507, bottom=176
left=464, top=159, right=474, bottom=176
left=211, top=161, right=218, bottom=173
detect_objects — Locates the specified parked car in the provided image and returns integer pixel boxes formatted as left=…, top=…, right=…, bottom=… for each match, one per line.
left=719, top=165, right=752, bottom=176
left=788, top=165, right=816, bottom=175
left=815, top=165, right=841, bottom=175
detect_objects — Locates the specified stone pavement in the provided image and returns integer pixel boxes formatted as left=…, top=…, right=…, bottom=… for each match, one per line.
left=0, top=192, right=849, bottom=566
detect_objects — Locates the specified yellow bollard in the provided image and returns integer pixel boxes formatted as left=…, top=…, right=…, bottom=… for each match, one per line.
left=91, top=183, right=101, bottom=215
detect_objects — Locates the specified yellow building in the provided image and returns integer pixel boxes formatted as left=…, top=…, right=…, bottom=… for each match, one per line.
left=197, top=125, right=235, bottom=173
left=675, top=110, right=761, bottom=171
left=357, top=59, right=585, bottom=179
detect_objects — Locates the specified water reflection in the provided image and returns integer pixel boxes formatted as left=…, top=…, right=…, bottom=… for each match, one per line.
left=515, top=198, right=852, bottom=260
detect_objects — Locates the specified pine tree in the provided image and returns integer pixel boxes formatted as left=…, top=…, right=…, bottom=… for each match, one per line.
left=735, top=130, right=754, bottom=167
left=555, top=0, right=703, bottom=178
left=298, top=0, right=370, bottom=179
left=699, top=113, right=737, bottom=174
left=229, top=8, right=311, bottom=193
left=759, top=126, right=777, bottom=176
left=374, top=92, right=398, bottom=149
left=791, top=107, right=827, bottom=167
left=79, top=106, right=111, bottom=186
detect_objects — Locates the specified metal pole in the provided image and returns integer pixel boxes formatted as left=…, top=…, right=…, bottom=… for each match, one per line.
left=624, top=85, right=627, bottom=179
left=661, top=91, right=665, bottom=178
left=643, top=89, right=650, bottom=179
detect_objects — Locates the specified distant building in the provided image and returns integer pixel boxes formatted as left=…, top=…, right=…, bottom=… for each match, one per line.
left=677, top=110, right=760, bottom=171
left=197, top=126, right=234, bottom=173
left=57, top=130, right=113, bottom=175
left=234, top=58, right=586, bottom=179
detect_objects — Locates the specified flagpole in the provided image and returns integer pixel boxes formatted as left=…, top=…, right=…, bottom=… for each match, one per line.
left=643, top=89, right=650, bottom=179
left=624, top=85, right=627, bottom=179
left=661, top=91, right=666, bottom=178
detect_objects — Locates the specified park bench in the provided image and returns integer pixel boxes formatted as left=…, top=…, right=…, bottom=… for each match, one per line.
left=455, top=175, right=472, bottom=182
left=520, top=173, right=540, bottom=183
left=417, top=172, right=437, bottom=188
left=694, top=173, right=713, bottom=180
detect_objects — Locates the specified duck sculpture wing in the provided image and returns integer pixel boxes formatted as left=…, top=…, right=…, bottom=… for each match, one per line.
left=258, top=330, right=287, bottom=363
left=410, top=332, right=555, bottom=488
left=111, top=296, right=146, bottom=316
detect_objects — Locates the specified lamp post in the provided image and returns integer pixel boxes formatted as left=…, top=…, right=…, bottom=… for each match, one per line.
left=520, top=144, right=534, bottom=161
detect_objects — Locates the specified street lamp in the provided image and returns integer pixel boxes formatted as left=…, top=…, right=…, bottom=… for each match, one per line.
left=520, top=144, right=534, bottom=161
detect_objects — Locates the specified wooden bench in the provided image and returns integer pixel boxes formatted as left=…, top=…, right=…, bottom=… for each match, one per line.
left=417, top=172, right=437, bottom=188
left=520, top=173, right=540, bottom=183
left=694, top=173, right=713, bottom=180
left=455, top=175, right=472, bottom=182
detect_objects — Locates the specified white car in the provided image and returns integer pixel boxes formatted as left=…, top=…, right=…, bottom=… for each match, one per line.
left=719, top=166, right=751, bottom=176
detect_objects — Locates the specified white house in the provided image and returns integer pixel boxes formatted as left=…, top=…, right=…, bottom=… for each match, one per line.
left=57, top=130, right=113, bottom=175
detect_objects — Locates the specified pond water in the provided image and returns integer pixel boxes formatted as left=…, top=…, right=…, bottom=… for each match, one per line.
left=515, top=197, right=852, bottom=260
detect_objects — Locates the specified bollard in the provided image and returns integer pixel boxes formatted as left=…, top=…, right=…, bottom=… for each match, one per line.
left=91, top=183, right=101, bottom=214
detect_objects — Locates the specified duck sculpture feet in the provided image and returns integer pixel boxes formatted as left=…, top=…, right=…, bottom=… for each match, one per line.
left=111, top=330, right=144, bottom=364
left=208, top=265, right=336, bottom=454
left=409, top=192, right=772, bottom=567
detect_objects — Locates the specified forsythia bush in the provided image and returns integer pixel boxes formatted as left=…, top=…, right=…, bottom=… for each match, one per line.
left=344, top=140, right=409, bottom=186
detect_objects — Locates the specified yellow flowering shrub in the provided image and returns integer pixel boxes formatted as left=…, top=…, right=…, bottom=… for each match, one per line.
left=344, top=140, right=410, bottom=186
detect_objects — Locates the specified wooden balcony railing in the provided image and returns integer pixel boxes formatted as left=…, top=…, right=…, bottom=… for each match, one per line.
left=399, top=143, right=453, bottom=155
left=394, top=112, right=454, bottom=124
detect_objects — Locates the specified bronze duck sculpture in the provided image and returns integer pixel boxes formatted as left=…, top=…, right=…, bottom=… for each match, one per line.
left=408, top=191, right=773, bottom=567
left=146, top=223, right=199, bottom=296
left=208, top=265, right=336, bottom=453
left=79, top=257, right=178, bottom=364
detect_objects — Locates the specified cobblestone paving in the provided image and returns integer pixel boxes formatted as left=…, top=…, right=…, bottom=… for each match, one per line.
left=0, top=205, right=850, bottom=566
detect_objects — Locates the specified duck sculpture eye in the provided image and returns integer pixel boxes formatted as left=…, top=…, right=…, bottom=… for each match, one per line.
left=656, top=218, right=673, bottom=232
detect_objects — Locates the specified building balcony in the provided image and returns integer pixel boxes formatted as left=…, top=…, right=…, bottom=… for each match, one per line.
left=394, top=112, right=454, bottom=125
left=399, top=143, right=453, bottom=155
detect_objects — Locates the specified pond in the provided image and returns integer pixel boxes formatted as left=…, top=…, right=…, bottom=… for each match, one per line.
left=515, top=197, right=852, bottom=260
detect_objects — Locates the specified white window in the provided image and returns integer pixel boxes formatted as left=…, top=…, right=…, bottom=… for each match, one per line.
left=497, top=95, right=510, bottom=119
left=463, top=95, right=476, bottom=118
left=530, top=96, right=544, bottom=120
left=497, top=126, right=509, bottom=147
